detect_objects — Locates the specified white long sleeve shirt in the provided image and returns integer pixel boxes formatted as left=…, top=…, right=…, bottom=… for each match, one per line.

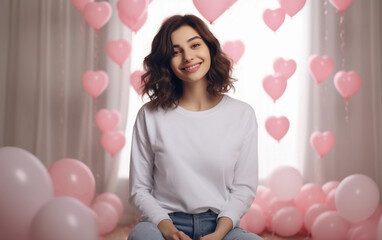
left=129, top=94, right=258, bottom=228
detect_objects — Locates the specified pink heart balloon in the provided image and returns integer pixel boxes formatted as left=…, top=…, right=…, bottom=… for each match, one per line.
left=334, top=71, right=362, bottom=100
left=308, top=55, right=334, bottom=84
left=83, top=2, right=112, bottom=31
left=263, top=8, right=285, bottom=32
left=101, top=131, right=126, bottom=157
left=118, top=10, right=148, bottom=33
left=273, top=57, right=297, bottom=80
left=130, top=70, right=145, bottom=95
left=263, top=74, right=287, bottom=102
left=82, top=71, right=108, bottom=100
left=265, top=116, right=290, bottom=142
left=95, top=109, right=121, bottom=133
left=278, top=0, right=306, bottom=17
left=223, top=40, right=245, bottom=65
left=310, top=131, right=335, bottom=158
left=106, top=39, right=131, bottom=68
left=117, top=0, right=148, bottom=25
left=192, top=0, right=237, bottom=24
left=329, top=0, right=354, bottom=12
left=70, top=0, right=93, bottom=13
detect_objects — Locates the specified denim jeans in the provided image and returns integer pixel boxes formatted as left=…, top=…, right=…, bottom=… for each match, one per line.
left=128, top=210, right=263, bottom=240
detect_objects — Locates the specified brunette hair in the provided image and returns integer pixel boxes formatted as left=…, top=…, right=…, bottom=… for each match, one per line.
left=141, top=14, right=236, bottom=111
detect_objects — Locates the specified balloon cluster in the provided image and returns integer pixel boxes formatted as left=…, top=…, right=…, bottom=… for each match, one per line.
left=0, top=146, right=125, bottom=240
left=263, top=57, right=296, bottom=142
left=240, top=166, right=381, bottom=240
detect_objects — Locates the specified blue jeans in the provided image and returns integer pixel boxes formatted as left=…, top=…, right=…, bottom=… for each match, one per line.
left=128, top=210, right=263, bottom=240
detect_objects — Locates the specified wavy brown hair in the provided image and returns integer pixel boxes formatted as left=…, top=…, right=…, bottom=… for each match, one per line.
left=141, top=14, right=236, bottom=111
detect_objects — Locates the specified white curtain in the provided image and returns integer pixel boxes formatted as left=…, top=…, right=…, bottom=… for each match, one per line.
left=303, top=0, right=382, bottom=199
left=0, top=0, right=132, bottom=222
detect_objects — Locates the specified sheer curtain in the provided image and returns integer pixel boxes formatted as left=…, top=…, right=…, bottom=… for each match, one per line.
left=0, top=0, right=132, bottom=221
left=303, top=0, right=382, bottom=198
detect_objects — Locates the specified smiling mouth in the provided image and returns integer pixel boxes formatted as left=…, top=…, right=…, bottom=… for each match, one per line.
left=182, top=62, right=202, bottom=71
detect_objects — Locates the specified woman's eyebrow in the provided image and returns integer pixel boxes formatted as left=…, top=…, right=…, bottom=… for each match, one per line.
left=172, top=36, right=202, bottom=48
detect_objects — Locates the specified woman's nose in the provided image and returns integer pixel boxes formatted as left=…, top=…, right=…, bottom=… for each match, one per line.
left=183, top=50, right=193, bottom=62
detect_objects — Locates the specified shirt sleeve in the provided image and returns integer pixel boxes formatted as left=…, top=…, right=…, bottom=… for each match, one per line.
left=217, top=107, right=258, bottom=228
left=128, top=107, right=171, bottom=226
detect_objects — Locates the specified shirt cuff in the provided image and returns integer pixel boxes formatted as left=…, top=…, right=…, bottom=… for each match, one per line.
left=217, top=212, right=239, bottom=229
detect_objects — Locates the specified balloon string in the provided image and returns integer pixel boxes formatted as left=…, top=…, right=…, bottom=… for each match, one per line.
left=94, top=33, right=99, bottom=70
left=339, top=13, right=345, bottom=70
left=344, top=99, right=349, bottom=123
left=323, top=0, right=329, bottom=53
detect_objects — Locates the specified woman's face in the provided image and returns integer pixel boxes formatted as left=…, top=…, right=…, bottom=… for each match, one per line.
left=170, top=25, right=211, bottom=84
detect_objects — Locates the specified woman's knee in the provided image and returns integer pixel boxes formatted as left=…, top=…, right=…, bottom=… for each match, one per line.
left=224, top=227, right=264, bottom=240
left=128, top=222, right=165, bottom=240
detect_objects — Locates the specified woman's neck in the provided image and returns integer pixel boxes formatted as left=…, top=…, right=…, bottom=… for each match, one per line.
left=178, top=79, right=223, bottom=111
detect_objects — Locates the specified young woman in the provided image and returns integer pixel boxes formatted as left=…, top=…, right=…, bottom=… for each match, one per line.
left=128, top=15, right=262, bottom=240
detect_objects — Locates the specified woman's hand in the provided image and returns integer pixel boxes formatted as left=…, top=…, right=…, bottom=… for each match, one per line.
left=199, top=216, right=233, bottom=240
left=157, top=219, right=192, bottom=240
left=199, top=232, right=221, bottom=240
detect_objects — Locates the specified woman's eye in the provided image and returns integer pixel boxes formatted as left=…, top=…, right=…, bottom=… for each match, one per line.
left=191, top=43, right=200, bottom=48
left=173, top=50, right=180, bottom=55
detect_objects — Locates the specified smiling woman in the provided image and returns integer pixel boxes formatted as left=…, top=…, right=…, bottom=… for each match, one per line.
left=127, top=14, right=263, bottom=240
left=121, top=0, right=312, bottom=183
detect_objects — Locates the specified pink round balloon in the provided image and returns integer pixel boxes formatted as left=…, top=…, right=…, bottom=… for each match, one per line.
left=335, top=174, right=380, bottom=223
left=310, top=131, right=335, bottom=158
left=273, top=57, right=297, bottom=80
left=96, top=109, right=121, bottom=133
left=82, top=71, right=109, bottom=100
left=256, top=185, right=268, bottom=199
left=106, top=39, right=131, bottom=68
left=240, top=204, right=266, bottom=234
left=130, top=70, right=145, bottom=95
left=311, top=211, right=349, bottom=240
left=263, top=8, right=285, bottom=32
left=192, top=0, right=237, bottom=24
left=263, top=74, right=287, bottom=102
left=83, top=2, right=112, bottom=31
left=70, top=0, right=93, bottom=13
left=329, top=0, right=354, bottom=12
left=268, top=199, right=294, bottom=216
left=304, top=203, right=330, bottom=233
left=265, top=116, right=289, bottom=142
left=268, top=165, right=302, bottom=200
left=325, top=188, right=337, bottom=210
left=91, top=202, right=119, bottom=235
left=294, top=183, right=325, bottom=214
left=117, top=0, right=148, bottom=26
left=272, top=206, right=303, bottom=237
left=278, top=0, right=306, bottom=17
left=334, top=71, right=362, bottom=100
left=223, top=40, right=245, bottom=65
left=30, top=197, right=98, bottom=240
left=0, top=147, right=53, bottom=240
left=94, top=192, right=124, bottom=221
left=48, top=158, right=95, bottom=206
left=119, top=10, right=147, bottom=33
left=308, top=55, right=334, bottom=84
left=322, top=180, right=339, bottom=196
left=101, top=131, right=126, bottom=157
left=348, top=219, right=378, bottom=240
